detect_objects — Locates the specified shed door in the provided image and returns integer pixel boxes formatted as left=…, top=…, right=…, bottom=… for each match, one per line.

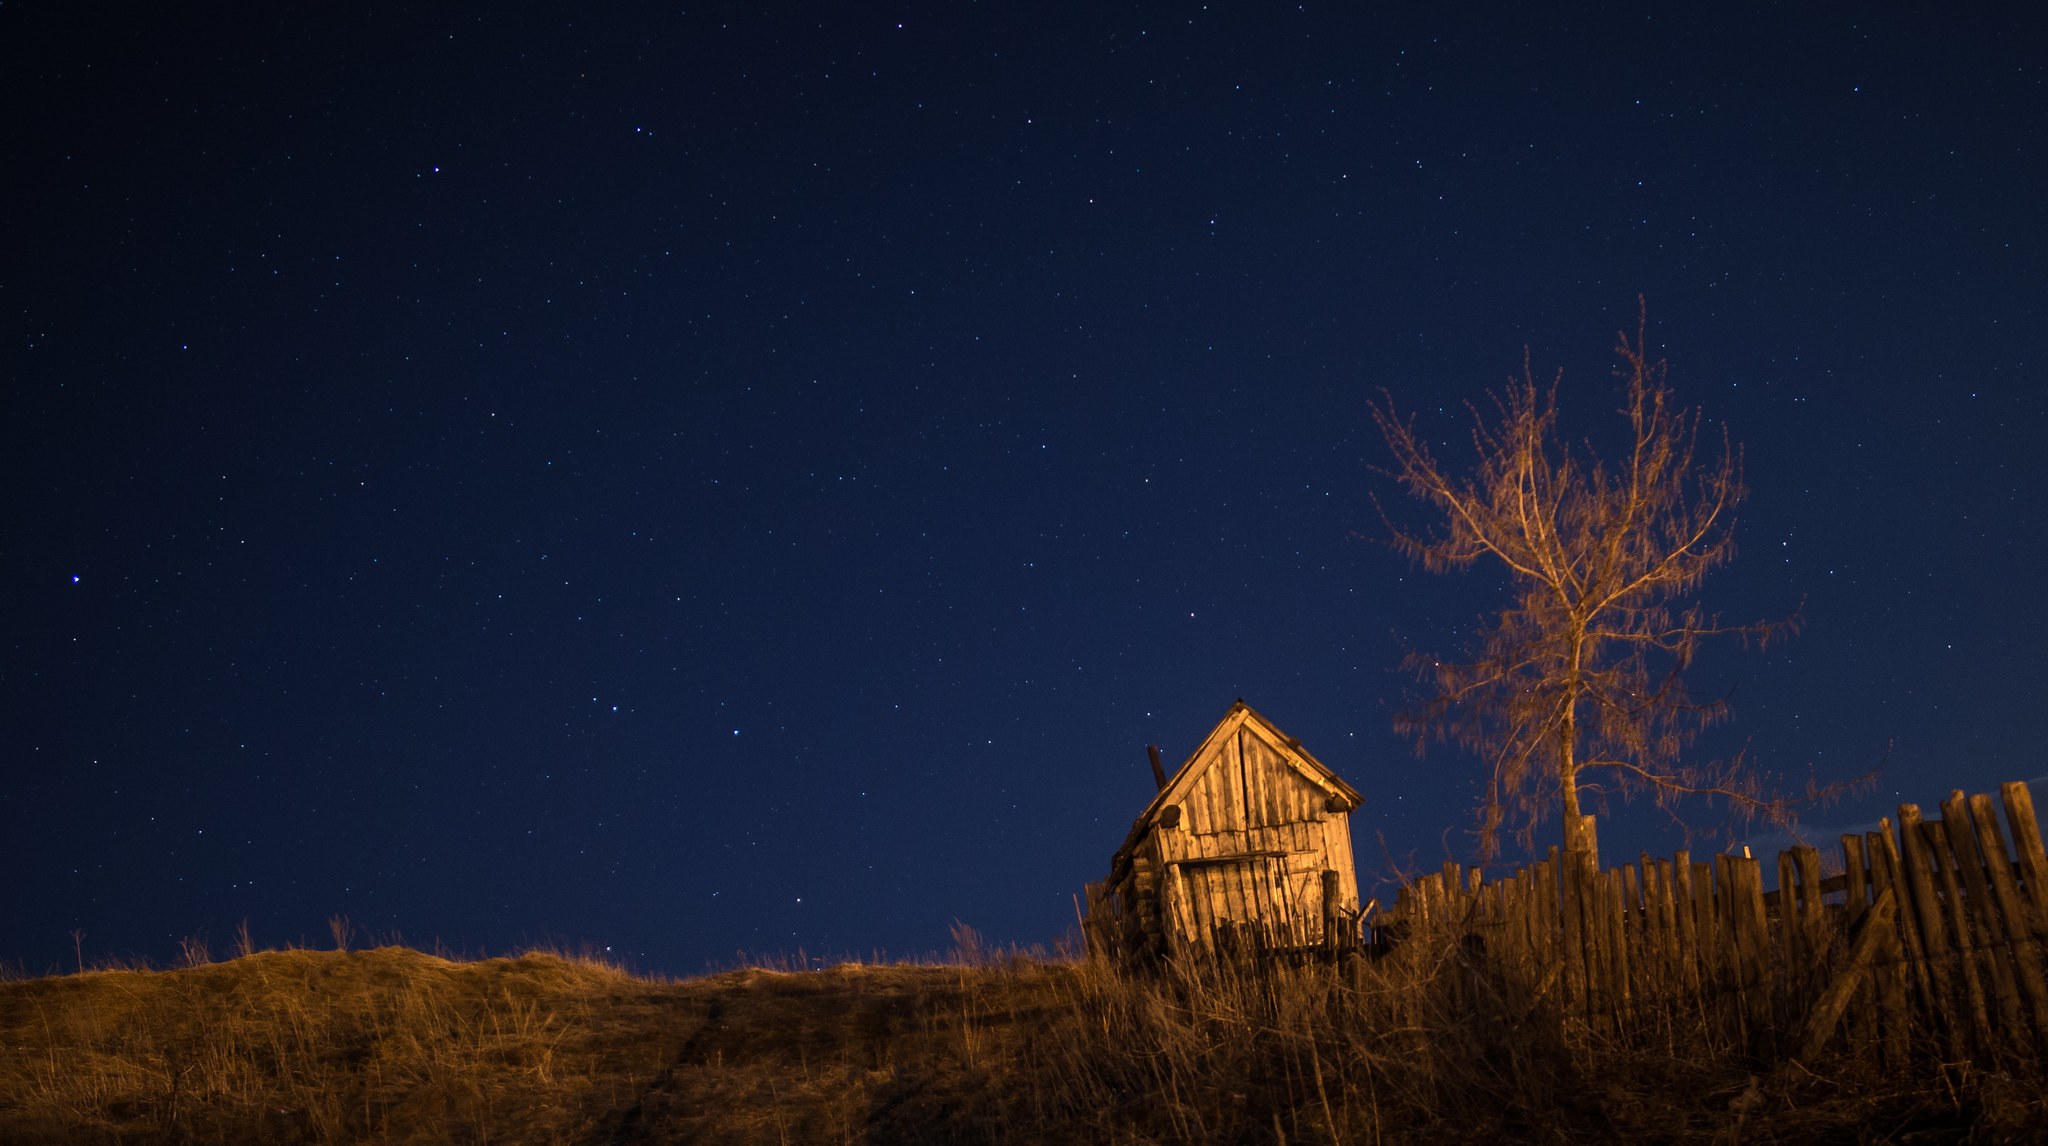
left=1179, top=855, right=1305, bottom=951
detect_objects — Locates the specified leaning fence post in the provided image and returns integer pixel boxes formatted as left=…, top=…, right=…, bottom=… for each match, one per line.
left=1967, top=792, right=2048, bottom=1048
left=1923, top=818, right=1998, bottom=1059
left=1798, top=886, right=1899, bottom=1062
left=2001, top=782, right=2048, bottom=941
left=1866, top=828, right=1915, bottom=1070
left=1941, top=791, right=2025, bottom=1048
left=1898, top=804, right=1964, bottom=1059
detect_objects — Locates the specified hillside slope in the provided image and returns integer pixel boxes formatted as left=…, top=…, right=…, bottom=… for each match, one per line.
left=1, top=945, right=2034, bottom=1143
left=0, top=948, right=1086, bottom=1144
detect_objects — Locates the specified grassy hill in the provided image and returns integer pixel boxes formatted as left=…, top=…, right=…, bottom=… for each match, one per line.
left=0, top=941, right=2035, bottom=1143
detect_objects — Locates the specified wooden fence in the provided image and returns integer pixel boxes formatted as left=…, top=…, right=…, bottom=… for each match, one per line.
left=1380, top=781, right=2048, bottom=1066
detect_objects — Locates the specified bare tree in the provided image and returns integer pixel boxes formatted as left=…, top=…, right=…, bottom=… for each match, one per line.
left=1370, top=301, right=1828, bottom=861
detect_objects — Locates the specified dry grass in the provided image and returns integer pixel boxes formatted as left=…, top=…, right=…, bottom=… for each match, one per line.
left=0, top=945, right=686, bottom=1144
left=2, top=928, right=2042, bottom=1143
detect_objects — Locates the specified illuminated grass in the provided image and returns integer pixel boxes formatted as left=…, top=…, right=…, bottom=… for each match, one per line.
left=0, top=933, right=2035, bottom=1143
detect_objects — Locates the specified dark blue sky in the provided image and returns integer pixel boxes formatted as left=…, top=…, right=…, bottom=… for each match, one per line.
left=5, top=3, right=2042, bottom=975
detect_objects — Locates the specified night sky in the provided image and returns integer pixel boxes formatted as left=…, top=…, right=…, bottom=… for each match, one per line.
left=6, top=4, right=2043, bottom=977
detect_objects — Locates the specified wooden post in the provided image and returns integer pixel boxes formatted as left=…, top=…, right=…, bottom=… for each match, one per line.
left=1898, top=806, right=1960, bottom=1041
left=1521, top=867, right=1541, bottom=972
left=1673, top=851, right=1700, bottom=996
left=1866, top=830, right=1914, bottom=1070
left=1692, top=859, right=1720, bottom=994
left=1715, top=854, right=1741, bottom=1033
left=1500, top=870, right=1522, bottom=972
left=1581, top=863, right=1613, bottom=1035
left=1523, top=856, right=1539, bottom=969
left=1798, top=886, right=1899, bottom=1061
left=1606, top=867, right=1632, bottom=1027
left=1566, top=813, right=1599, bottom=868
left=1939, top=792, right=2024, bottom=1049
left=1793, top=846, right=1825, bottom=934
left=1585, top=852, right=1609, bottom=1024
left=1321, top=869, right=1341, bottom=950
left=1146, top=744, right=1168, bottom=791
left=1563, top=847, right=1590, bottom=1020
left=1539, top=849, right=1560, bottom=968
left=1967, top=792, right=2048, bottom=1047
left=1082, top=881, right=1106, bottom=960
left=1713, top=857, right=1742, bottom=1030
left=1648, top=859, right=1667, bottom=999
left=1638, top=855, right=1654, bottom=998
left=1514, top=861, right=1531, bottom=970
left=1840, top=834, right=1876, bottom=1052
left=1842, top=834, right=1869, bottom=927
left=1642, top=860, right=1659, bottom=998
left=1622, top=862, right=1642, bottom=1000
left=1714, top=854, right=1736, bottom=993
left=1794, top=845, right=1831, bottom=988
left=2000, top=782, right=2048, bottom=941
left=1778, top=849, right=1805, bottom=974
left=1923, top=818, right=1998, bottom=1059
left=1731, top=855, right=1773, bottom=1039
left=1170, top=863, right=1200, bottom=956
left=1443, top=862, right=1465, bottom=929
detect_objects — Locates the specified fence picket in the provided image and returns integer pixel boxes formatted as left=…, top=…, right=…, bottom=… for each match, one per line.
left=1691, top=859, right=1720, bottom=998
left=1899, top=805, right=1965, bottom=1049
left=1585, top=864, right=1612, bottom=1031
left=1672, top=852, right=1700, bottom=996
left=1365, top=779, right=2048, bottom=1076
left=1778, top=850, right=1804, bottom=976
left=1798, top=886, right=1899, bottom=1061
left=1563, top=849, right=1591, bottom=1020
left=1843, top=835, right=1869, bottom=924
left=1865, top=830, right=1914, bottom=1069
left=1727, top=856, right=1772, bottom=1039
left=1941, top=792, right=2025, bottom=1048
left=1653, top=856, right=1677, bottom=999
left=1968, top=791, right=2048, bottom=1048
left=2001, top=783, right=2048, bottom=942
left=1924, top=818, right=1998, bottom=1058
left=1608, top=868, right=1632, bottom=1025
left=1839, top=835, right=1878, bottom=1051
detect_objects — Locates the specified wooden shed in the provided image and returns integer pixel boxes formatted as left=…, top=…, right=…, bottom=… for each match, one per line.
left=1084, top=701, right=1365, bottom=960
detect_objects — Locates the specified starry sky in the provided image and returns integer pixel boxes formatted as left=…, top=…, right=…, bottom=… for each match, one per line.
left=5, top=3, right=2043, bottom=976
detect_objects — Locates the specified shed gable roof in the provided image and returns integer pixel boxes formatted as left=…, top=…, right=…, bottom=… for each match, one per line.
left=1137, top=700, right=1362, bottom=830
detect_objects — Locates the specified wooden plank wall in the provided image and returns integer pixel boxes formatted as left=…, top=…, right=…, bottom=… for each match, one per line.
left=1162, top=727, right=1357, bottom=952
left=1088, top=723, right=1363, bottom=959
left=1381, top=780, right=2048, bottom=1067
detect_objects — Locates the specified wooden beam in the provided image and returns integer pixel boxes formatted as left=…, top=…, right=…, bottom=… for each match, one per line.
left=1177, top=849, right=1295, bottom=867
left=1798, top=885, right=1898, bottom=1061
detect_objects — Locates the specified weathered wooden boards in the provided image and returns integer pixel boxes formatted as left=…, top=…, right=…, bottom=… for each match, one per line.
left=1378, top=779, right=2048, bottom=1068
left=1085, top=703, right=1367, bottom=961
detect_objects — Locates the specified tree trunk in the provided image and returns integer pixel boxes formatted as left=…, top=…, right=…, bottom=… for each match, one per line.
left=1560, top=637, right=1598, bottom=863
left=1562, top=767, right=1598, bottom=863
